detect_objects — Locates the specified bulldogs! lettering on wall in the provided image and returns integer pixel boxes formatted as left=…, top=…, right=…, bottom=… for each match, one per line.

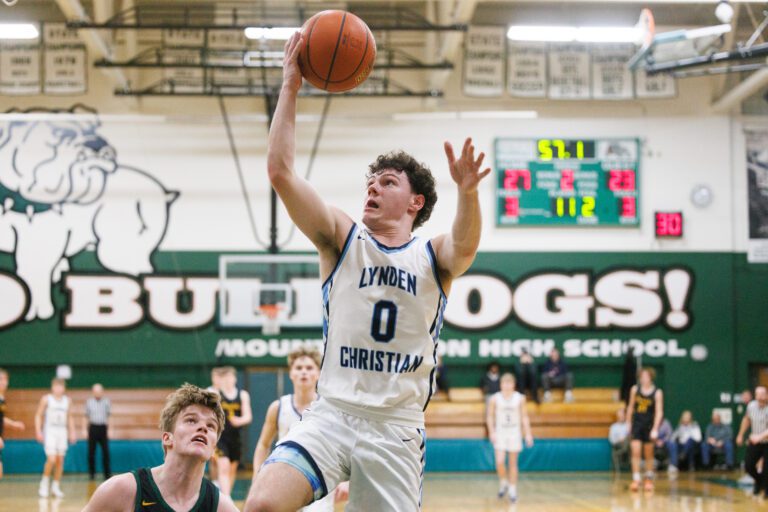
left=0, top=266, right=694, bottom=332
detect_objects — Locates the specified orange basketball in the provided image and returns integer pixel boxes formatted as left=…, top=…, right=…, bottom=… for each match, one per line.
left=298, top=10, right=376, bottom=93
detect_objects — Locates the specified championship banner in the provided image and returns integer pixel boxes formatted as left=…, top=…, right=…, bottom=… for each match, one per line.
left=591, top=46, right=634, bottom=100
left=548, top=44, right=590, bottom=100
left=0, top=44, right=41, bottom=95
left=745, top=129, right=768, bottom=263
left=44, top=46, right=87, bottom=94
left=635, top=69, right=676, bottom=98
left=462, top=26, right=505, bottom=97
left=163, top=29, right=205, bottom=48
left=507, top=43, right=547, bottom=98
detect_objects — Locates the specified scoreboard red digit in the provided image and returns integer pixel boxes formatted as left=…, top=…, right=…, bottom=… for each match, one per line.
left=655, top=211, right=683, bottom=238
left=495, top=138, right=641, bottom=227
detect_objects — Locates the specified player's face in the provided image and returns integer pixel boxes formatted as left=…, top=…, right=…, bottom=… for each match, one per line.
left=289, top=356, right=320, bottom=390
left=52, top=382, right=65, bottom=396
left=169, top=404, right=219, bottom=461
left=222, top=372, right=237, bottom=390
left=0, top=372, right=7, bottom=393
left=362, top=170, right=420, bottom=228
left=639, top=371, right=652, bottom=386
left=500, top=378, right=515, bottom=393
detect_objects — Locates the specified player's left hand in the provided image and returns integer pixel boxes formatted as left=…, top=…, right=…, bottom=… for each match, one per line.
left=444, top=138, right=491, bottom=193
left=333, top=481, right=350, bottom=502
left=69, top=434, right=77, bottom=445
left=650, top=429, right=658, bottom=441
left=525, top=434, right=534, bottom=448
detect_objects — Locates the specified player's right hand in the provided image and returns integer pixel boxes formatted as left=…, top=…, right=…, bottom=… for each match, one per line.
left=36, top=431, right=44, bottom=443
left=282, top=32, right=304, bottom=94
left=736, top=435, right=743, bottom=446
left=489, top=432, right=496, bottom=445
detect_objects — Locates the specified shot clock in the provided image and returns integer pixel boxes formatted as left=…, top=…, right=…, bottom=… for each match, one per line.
left=496, top=138, right=640, bottom=226
left=655, top=211, right=683, bottom=238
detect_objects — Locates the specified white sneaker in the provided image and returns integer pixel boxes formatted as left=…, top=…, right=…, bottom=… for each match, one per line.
left=543, top=391, right=552, bottom=403
left=497, top=484, right=508, bottom=498
left=565, top=390, right=574, bottom=403
left=51, top=483, right=64, bottom=498
left=38, top=482, right=49, bottom=498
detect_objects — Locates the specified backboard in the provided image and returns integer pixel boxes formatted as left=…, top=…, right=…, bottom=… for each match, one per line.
left=218, top=254, right=323, bottom=332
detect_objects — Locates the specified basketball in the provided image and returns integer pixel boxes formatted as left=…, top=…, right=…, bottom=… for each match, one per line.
left=298, top=10, right=377, bottom=93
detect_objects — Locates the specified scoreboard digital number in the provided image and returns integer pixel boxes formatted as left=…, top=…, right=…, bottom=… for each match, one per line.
left=496, top=138, right=641, bottom=226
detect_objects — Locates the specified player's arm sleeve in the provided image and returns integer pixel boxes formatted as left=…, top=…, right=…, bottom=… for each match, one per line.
left=82, top=474, right=137, bottom=512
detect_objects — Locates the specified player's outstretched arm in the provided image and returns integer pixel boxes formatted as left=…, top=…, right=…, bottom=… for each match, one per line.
left=81, top=473, right=137, bottom=512
left=431, top=138, right=492, bottom=286
left=251, top=400, right=279, bottom=478
left=268, top=32, right=351, bottom=253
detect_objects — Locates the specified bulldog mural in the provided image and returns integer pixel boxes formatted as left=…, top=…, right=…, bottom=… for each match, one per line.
left=0, top=114, right=177, bottom=320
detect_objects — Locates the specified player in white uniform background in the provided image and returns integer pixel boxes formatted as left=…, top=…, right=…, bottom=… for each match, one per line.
left=34, top=378, right=76, bottom=498
left=487, top=373, right=533, bottom=503
left=251, top=347, right=348, bottom=512
left=245, top=31, right=490, bottom=512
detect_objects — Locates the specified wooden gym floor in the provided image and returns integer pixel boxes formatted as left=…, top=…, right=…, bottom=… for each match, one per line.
left=0, top=471, right=765, bottom=511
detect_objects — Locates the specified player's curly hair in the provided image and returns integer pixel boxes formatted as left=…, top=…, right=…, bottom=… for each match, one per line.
left=367, top=151, right=437, bottom=230
left=159, top=383, right=225, bottom=453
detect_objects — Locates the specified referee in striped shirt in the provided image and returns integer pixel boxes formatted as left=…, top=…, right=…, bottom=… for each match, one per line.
left=85, top=383, right=111, bottom=480
left=737, top=386, right=768, bottom=497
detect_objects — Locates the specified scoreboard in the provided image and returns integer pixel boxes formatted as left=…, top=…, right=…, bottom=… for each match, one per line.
left=495, top=138, right=641, bottom=226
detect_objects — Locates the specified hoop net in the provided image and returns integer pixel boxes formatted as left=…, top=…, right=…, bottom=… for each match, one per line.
left=259, top=303, right=282, bottom=335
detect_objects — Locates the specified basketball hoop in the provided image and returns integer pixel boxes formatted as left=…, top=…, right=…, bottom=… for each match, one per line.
left=259, top=303, right=282, bottom=335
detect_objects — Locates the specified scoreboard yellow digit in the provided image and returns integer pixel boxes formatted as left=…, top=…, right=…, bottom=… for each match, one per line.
left=495, top=138, right=641, bottom=227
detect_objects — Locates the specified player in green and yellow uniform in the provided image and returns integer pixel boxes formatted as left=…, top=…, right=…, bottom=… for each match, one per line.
left=83, top=384, right=238, bottom=512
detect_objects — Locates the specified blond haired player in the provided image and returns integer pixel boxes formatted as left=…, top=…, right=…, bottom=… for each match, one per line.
left=82, top=383, right=238, bottom=512
left=35, top=378, right=75, bottom=498
left=252, top=347, right=349, bottom=511
left=212, top=366, right=252, bottom=497
left=487, top=373, right=533, bottom=503
left=626, top=367, right=663, bottom=493
left=245, top=30, right=489, bottom=512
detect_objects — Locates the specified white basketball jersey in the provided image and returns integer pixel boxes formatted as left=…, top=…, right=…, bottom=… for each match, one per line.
left=494, top=391, right=523, bottom=430
left=277, top=394, right=303, bottom=440
left=44, top=394, right=69, bottom=431
left=317, top=224, right=447, bottom=428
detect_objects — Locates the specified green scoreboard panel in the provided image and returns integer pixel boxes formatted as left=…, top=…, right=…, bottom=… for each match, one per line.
left=495, top=138, right=640, bottom=226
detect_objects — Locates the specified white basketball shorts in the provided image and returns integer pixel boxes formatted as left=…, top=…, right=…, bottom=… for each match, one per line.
left=44, top=428, right=68, bottom=456
left=277, top=397, right=426, bottom=511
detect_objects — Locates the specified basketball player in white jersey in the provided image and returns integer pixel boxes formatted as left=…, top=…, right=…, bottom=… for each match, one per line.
left=486, top=373, right=533, bottom=503
left=34, top=378, right=76, bottom=498
left=244, top=32, right=490, bottom=512
left=251, top=347, right=348, bottom=511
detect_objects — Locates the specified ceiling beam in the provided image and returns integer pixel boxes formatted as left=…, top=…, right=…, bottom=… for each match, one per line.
left=711, top=66, right=768, bottom=113
left=429, top=0, right=479, bottom=91
left=54, top=0, right=128, bottom=89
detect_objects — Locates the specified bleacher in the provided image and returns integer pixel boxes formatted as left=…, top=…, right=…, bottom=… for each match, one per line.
left=3, top=388, right=173, bottom=441
left=427, top=387, right=620, bottom=439
left=3, top=386, right=619, bottom=473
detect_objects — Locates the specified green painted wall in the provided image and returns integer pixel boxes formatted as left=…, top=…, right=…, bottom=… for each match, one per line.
left=1, top=250, right=766, bottom=427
